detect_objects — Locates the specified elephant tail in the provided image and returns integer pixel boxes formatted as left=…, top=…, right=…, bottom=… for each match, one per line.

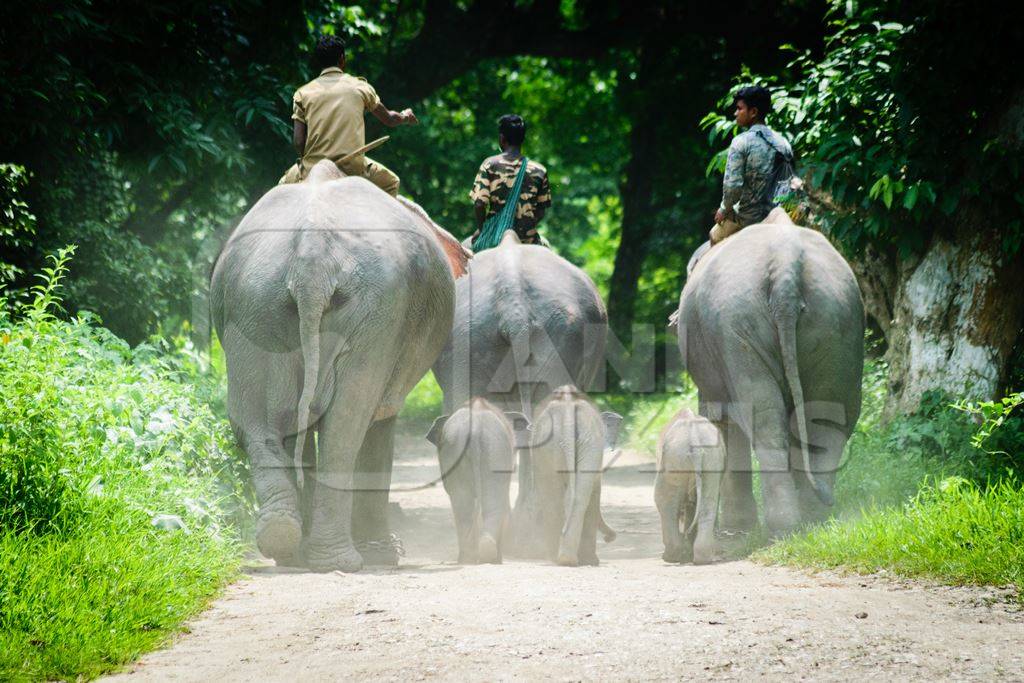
left=598, top=509, right=617, bottom=543
left=290, top=279, right=329, bottom=476
left=774, top=271, right=832, bottom=507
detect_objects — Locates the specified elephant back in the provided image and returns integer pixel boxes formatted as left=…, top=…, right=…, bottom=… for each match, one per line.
left=434, top=241, right=607, bottom=420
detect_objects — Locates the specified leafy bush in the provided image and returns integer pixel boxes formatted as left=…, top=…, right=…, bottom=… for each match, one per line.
left=0, top=250, right=243, bottom=679
left=831, top=359, right=1024, bottom=515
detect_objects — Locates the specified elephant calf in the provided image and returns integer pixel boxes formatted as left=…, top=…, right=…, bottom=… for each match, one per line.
left=531, top=386, right=621, bottom=567
left=655, top=408, right=725, bottom=565
left=427, top=398, right=518, bottom=564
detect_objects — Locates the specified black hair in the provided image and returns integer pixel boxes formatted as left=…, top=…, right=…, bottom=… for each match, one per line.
left=734, top=85, right=772, bottom=118
left=314, top=34, right=346, bottom=71
left=498, top=114, right=526, bottom=146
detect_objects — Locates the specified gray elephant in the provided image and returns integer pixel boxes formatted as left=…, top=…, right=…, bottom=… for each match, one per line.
left=675, top=209, right=864, bottom=536
left=431, top=231, right=608, bottom=555
left=211, top=160, right=468, bottom=572
left=530, top=386, right=621, bottom=566
left=426, top=398, right=521, bottom=564
left=655, top=408, right=725, bottom=565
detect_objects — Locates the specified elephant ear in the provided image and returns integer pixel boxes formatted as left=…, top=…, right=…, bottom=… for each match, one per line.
left=504, top=411, right=531, bottom=448
left=425, top=415, right=449, bottom=447
left=396, top=196, right=472, bottom=278
left=601, top=411, right=624, bottom=451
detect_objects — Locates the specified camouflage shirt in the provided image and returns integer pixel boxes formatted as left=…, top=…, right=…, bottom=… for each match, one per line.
left=470, top=154, right=552, bottom=244
left=721, top=124, right=793, bottom=228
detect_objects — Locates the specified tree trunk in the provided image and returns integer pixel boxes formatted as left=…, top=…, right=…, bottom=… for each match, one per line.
left=607, top=118, right=658, bottom=343
left=852, top=222, right=1024, bottom=412
left=606, top=45, right=661, bottom=345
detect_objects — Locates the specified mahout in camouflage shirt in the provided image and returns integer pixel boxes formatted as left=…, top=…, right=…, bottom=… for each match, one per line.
left=470, top=154, right=551, bottom=244
left=721, top=123, right=793, bottom=228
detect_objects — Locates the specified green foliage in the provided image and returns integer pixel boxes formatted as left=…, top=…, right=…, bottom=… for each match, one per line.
left=598, top=386, right=698, bottom=456
left=0, top=164, right=36, bottom=287
left=762, top=359, right=1024, bottom=595
left=400, top=371, right=445, bottom=421
left=829, top=359, right=935, bottom=513
left=832, top=359, right=1024, bottom=515
left=0, top=254, right=244, bottom=679
left=379, top=55, right=628, bottom=252
left=703, top=0, right=1024, bottom=255
left=953, top=392, right=1024, bottom=454
left=1, top=0, right=308, bottom=341
left=759, top=476, right=1024, bottom=597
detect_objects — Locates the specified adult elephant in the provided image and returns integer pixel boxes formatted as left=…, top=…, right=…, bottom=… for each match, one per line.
left=675, top=209, right=864, bottom=536
left=212, top=160, right=468, bottom=572
left=432, top=231, right=608, bottom=555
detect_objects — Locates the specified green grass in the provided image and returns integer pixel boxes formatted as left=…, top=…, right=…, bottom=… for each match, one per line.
left=757, top=357, right=1024, bottom=597
left=0, top=523, right=236, bottom=681
left=1, top=250, right=244, bottom=680
left=758, top=476, right=1024, bottom=597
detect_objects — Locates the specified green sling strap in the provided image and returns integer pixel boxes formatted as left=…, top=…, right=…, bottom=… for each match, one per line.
left=472, top=157, right=529, bottom=252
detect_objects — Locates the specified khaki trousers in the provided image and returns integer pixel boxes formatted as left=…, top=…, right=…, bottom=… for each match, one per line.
left=709, top=218, right=742, bottom=245
left=278, top=155, right=400, bottom=196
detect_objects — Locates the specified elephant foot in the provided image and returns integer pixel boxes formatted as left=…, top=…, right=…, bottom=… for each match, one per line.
left=579, top=551, right=599, bottom=567
left=356, top=535, right=404, bottom=567
left=693, top=541, right=720, bottom=565
left=256, top=511, right=302, bottom=564
left=307, top=542, right=364, bottom=573
left=556, top=545, right=579, bottom=567
left=478, top=534, right=501, bottom=564
left=662, top=546, right=684, bottom=564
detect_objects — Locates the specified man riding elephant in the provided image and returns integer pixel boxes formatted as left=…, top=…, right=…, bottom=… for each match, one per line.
left=281, top=34, right=418, bottom=194
left=469, top=114, right=552, bottom=249
left=710, top=85, right=795, bottom=244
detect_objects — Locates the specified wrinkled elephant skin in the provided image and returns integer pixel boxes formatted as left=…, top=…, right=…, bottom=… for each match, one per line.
left=677, top=211, right=864, bottom=536
left=432, top=233, right=608, bottom=556
left=655, top=408, right=726, bottom=565
left=211, top=161, right=458, bottom=572
left=427, top=398, right=517, bottom=564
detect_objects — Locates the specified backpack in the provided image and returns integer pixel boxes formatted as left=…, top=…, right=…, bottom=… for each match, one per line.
left=754, top=129, right=799, bottom=206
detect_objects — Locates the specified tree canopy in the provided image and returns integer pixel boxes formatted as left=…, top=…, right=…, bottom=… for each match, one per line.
left=1, top=0, right=1021, bottom=400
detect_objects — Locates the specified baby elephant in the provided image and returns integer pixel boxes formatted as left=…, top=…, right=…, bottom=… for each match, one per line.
left=531, top=386, right=622, bottom=567
left=427, top=398, right=519, bottom=564
left=655, top=408, right=726, bottom=565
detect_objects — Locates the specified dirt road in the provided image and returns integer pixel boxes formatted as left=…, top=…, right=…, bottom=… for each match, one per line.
left=107, top=431, right=1023, bottom=681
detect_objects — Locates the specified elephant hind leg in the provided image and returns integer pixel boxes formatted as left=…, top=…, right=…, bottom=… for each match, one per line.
left=557, top=467, right=599, bottom=567
left=693, top=462, right=724, bottom=565
left=352, top=417, right=400, bottom=566
left=305, top=386, right=382, bottom=573
left=478, top=533, right=500, bottom=564
left=577, top=487, right=601, bottom=566
left=239, top=426, right=302, bottom=564
left=754, top=406, right=802, bottom=537
left=718, top=420, right=757, bottom=533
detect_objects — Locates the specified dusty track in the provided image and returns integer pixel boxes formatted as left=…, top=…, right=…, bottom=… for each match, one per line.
left=107, top=430, right=1023, bottom=681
